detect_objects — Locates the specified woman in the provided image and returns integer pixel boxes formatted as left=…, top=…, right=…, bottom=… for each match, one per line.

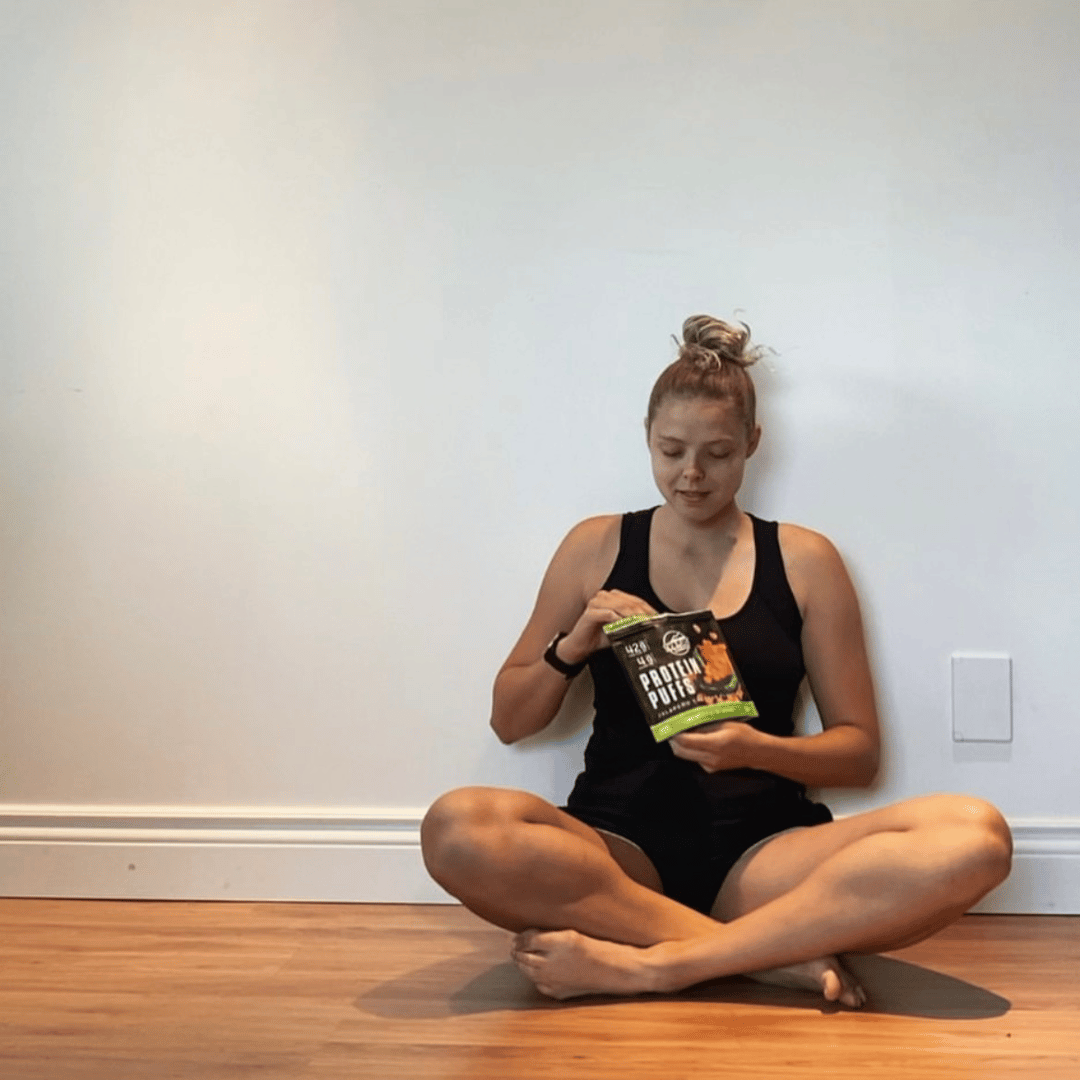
left=421, top=315, right=1012, bottom=1005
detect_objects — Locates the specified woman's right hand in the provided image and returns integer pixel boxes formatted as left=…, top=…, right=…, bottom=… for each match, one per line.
left=559, top=589, right=658, bottom=664
left=492, top=517, right=652, bottom=744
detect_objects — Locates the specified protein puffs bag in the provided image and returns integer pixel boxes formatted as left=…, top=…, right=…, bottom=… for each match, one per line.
left=603, top=610, right=759, bottom=742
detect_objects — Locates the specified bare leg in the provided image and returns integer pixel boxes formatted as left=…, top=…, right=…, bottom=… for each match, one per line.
left=511, top=793, right=1012, bottom=999
left=422, top=785, right=865, bottom=1004
left=705, top=828, right=864, bottom=1005
left=421, top=786, right=718, bottom=945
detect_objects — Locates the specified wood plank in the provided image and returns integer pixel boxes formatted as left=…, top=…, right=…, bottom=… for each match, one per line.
left=0, top=901, right=1076, bottom=1079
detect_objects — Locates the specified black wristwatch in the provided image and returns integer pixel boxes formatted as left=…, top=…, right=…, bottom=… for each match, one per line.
left=543, top=632, right=588, bottom=679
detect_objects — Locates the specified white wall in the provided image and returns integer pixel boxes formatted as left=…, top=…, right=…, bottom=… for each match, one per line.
left=2, top=0, right=1078, bottom=909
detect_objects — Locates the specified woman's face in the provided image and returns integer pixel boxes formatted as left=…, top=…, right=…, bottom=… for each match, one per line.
left=646, top=396, right=760, bottom=522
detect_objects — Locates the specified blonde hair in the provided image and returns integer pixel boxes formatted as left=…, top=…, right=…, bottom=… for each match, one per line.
left=646, top=314, right=765, bottom=435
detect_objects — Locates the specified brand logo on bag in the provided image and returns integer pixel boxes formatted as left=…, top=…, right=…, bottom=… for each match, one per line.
left=661, top=630, right=691, bottom=656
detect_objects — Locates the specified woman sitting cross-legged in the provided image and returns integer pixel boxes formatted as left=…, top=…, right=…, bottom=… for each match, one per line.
left=420, top=314, right=1012, bottom=1004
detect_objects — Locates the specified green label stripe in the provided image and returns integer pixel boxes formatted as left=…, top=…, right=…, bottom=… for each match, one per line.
left=602, top=614, right=656, bottom=634
left=650, top=701, right=760, bottom=742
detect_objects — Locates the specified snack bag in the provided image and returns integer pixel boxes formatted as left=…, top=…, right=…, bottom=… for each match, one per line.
left=603, top=610, right=759, bottom=743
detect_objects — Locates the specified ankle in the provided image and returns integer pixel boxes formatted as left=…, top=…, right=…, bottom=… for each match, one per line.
left=640, top=941, right=684, bottom=994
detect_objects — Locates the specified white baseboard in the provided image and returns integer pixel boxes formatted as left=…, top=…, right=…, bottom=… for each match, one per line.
left=1, top=806, right=1077, bottom=913
left=971, top=819, right=1080, bottom=915
left=0, top=805, right=454, bottom=904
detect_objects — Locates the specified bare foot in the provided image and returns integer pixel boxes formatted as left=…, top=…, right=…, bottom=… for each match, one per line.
left=511, top=929, right=654, bottom=1000
left=512, top=929, right=867, bottom=1008
left=746, top=955, right=866, bottom=1008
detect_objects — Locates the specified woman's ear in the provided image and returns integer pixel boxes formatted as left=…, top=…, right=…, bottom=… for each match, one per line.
left=746, top=424, right=762, bottom=458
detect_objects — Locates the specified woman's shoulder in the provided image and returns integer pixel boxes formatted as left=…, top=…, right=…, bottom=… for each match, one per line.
left=774, top=521, right=852, bottom=612
left=567, top=511, right=623, bottom=536
left=547, top=513, right=626, bottom=595
left=556, top=513, right=623, bottom=564
left=775, top=520, right=842, bottom=561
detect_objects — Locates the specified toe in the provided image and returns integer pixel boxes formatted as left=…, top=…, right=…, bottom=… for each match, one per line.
left=514, top=929, right=541, bottom=950
left=820, top=968, right=842, bottom=1002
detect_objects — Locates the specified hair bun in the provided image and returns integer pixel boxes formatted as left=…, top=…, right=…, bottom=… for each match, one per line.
left=680, top=315, right=758, bottom=370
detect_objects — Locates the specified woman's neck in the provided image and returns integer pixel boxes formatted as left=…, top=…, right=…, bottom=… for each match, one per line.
left=654, top=499, right=747, bottom=556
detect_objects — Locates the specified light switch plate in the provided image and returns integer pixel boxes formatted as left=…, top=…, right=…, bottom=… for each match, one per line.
left=951, top=653, right=1012, bottom=743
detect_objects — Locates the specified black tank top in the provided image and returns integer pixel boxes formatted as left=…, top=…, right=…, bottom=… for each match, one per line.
left=566, top=508, right=810, bottom=820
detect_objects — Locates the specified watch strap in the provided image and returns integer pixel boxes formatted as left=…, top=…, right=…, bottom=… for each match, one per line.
left=543, top=632, right=587, bottom=678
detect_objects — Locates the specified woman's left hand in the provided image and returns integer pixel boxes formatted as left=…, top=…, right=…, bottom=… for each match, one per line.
left=669, top=721, right=763, bottom=773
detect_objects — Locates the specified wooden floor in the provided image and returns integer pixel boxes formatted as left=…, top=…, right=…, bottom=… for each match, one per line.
left=0, top=901, right=1077, bottom=1079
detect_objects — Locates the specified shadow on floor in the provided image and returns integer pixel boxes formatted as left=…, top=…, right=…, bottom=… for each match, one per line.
left=357, top=949, right=1010, bottom=1021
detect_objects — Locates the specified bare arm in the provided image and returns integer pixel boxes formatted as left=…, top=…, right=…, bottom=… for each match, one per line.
left=491, top=516, right=655, bottom=744
left=671, top=526, right=880, bottom=787
left=788, top=525, right=880, bottom=785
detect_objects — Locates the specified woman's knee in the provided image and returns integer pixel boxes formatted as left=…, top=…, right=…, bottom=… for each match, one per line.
left=937, top=793, right=1010, bottom=843
left=925, top=793, right=1013, bottom=885
left=968, top=798, right=1012, bottom=884
left=420, top=786, right=522, bottom=885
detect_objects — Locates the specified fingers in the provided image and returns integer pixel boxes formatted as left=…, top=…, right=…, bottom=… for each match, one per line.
left=670, top=724, right=737, bottom=753
left=594, top=590, right=657, bottom=618
left=669, top=731, right=722, bottom=773
left=583, top=592, right=655, bottom=633
left=569, top=590, right=658, bottom=654
left=669, top=732, right=709, bottom=756
left=668, top=737, right=690, bottom=759
left=669, top=740, right=711, bottom=770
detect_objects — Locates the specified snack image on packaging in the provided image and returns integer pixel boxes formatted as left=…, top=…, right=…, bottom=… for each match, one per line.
left=603, top=610, right=759, bottom=742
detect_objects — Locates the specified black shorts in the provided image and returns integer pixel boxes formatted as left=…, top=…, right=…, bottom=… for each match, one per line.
left=563, top=796, right=833, bottom=915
